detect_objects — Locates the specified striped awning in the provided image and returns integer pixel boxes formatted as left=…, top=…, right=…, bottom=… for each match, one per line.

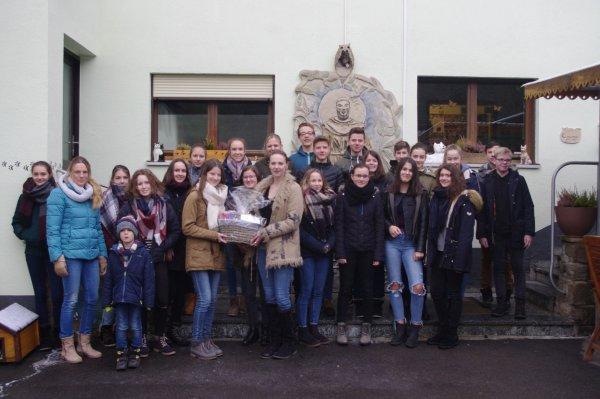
left=523, top=63, right=600, bottom=100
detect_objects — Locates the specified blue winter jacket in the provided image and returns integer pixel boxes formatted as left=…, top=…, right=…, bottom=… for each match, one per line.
left=103, top=242, right=155, bottom=308
left=289, top=147, right=314, bottom=181
left=46, top=186, right=107, bottom=262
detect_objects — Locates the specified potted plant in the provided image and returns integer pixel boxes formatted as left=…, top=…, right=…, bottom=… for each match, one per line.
left=204, top=138, right=228, bottom=161
left=173, top=143, right=191, bottom=159
left=555, top=187, right=598, bottom=237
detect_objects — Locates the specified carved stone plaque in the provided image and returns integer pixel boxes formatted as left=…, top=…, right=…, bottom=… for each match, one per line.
left=294, top=45, right=402, bottom=167
left=560, top=127, right=581, bottom=144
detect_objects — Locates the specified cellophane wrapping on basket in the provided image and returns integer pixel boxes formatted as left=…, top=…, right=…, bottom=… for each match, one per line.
left=218, top=187, right=270, bottom=244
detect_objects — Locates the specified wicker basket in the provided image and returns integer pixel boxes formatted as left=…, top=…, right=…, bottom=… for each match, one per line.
left=217, top=219, right=262, bottom=245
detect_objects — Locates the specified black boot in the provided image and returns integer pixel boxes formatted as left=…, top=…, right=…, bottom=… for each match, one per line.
left=116, top=348, right=128, bottom=371
left=273, top=310, right=297, bottom=359
left=480, top=288, right=493, bottom=308
left=260, top=323, right=270, bottom=346
left=405, top=324, right=422, bottom=348
left=100, top=325, right=116, bottom=347
left=491, top=297, right=509, bottom=317
left=390, top=322, right=407, bottom=346
left=298, top=326, right=320, bottom=347
left=514, top=299, right=526, bottom=320
left=309, top=324, right=330, bottom=345
left=426, top=326, right=446, bottom=346
left=242, top=326, right=260, bottom=346
left=438, top=328, right=459, bottom=349
left=127, top=348, right=141, bottom=369
left=260, top=305, right=281, bottom=359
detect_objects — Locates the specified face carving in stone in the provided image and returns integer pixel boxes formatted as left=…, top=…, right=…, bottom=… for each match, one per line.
left=336, top=98, right=350, bottom=121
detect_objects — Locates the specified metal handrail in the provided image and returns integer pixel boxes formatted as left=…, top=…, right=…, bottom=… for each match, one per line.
left=550, top=161, right=598, bottom=293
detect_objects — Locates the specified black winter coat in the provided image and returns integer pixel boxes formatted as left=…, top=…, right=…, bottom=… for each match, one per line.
left=427, top=190, right=482, bottom=273
left=310, top=160, right=344, bottom=193
left=384, top=190, right=429, bottom=253
left=118, top=199, right=181, bottom=264
left=300, top=210, right=335, bottom=259
left=477, top=169, right=535, bottom=249
left=103, top=242, right=155, bottom=308
left=335, top=187, right=385, bottom=262
left=163, top=185, right=190, bottom=271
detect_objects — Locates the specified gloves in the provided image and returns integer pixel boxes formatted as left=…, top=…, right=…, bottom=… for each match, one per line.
left=99, top=256, right=107, bottom=276
left=54, top=255, right=68, bottom=277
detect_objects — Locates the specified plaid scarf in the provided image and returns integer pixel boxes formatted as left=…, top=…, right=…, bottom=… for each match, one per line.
left=304, top=188, right=336, bottom=237
left=100, top=184, right=128, bottom=240
left=133, top=196, right=167, bottom=246
left=226, top=156, right=250, bottom=182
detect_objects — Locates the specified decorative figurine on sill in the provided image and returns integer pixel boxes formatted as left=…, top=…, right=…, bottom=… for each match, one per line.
left=425, top=141, right=446, bottom=167
left=153, top=143, right=163, bottom=162
left=520, top=144, right=532, bottom=165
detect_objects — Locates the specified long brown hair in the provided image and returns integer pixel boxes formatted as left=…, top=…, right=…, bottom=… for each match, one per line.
left=436, top=163, right=466, bottom=200
left=128, top=169, right=163, bottom=198
left=162, top=158, right=190, bottom=187
left=365, top=150, right=385, bottom=182
left=197, top=159, right=226, bottom=194
left=388, top=157, right=423, bottom=196
left=300, top=168, right=332, bottom=194
left=110, top=165, right=130, bottom=183
left=67, top=156, right=102, bottom=208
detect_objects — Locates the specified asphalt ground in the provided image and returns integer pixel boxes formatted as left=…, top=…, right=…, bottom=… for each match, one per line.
left=1, top=339, right=598, bottom=398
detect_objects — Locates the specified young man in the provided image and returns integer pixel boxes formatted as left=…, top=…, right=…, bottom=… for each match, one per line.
left=387, top=140, right=411, bottom=183
left=477, top=142, right=514, bottom=308
left=290, top=122, right=315, bottom=180
left=335, top=127, right=370, bottom=180
left=410, top=142, right=436, bottom=195
left=478, top=147, right=534, bottom=319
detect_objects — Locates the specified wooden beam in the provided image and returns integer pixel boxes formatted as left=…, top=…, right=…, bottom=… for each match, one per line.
left=467, top=83, right=478, bottom=144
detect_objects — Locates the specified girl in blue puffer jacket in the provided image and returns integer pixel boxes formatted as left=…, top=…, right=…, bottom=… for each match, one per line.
left=103, top=216, right=155, bottom=370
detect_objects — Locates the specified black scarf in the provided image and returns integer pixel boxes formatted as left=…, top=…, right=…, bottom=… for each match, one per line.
left=345, top=179, right=376, bottom=206
left=16, top=178, right=55, bottom=240
left=431, top=187, right=450, bottom=237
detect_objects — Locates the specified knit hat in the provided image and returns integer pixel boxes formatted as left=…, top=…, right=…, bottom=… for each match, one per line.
left=116, top=216, right=138, bottom=237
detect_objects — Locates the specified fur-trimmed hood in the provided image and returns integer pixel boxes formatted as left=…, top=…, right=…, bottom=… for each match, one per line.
left=461, top=189, right=483, bottom=213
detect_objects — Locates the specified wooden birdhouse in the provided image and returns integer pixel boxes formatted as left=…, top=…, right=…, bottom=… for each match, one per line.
left=0, top=303, right=40, bottom=363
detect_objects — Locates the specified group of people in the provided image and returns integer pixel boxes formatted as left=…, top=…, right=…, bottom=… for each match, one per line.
left=11, top=122, right=535, bottom=369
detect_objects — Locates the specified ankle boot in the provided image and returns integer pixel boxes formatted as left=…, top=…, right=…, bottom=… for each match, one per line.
left=480, top=288, right=493, bottom=308
left=426, top=326, right=446, bottom=346
left=61, top=336, right=83, bottom=364
left=273, top=310, right=297, bottom=359
left=336, top=322, right=348, bottom=346
left=127, top=348, right=141, bottom=369
left=298, top=326, right=320, bottom=348
left=261, top=305, right=281, bottom=358
left=79, top=333, right=102, bottom=358
left=491, top=297, right=509, bottom=317
left=359, top=323, right=372, bottom=346
left=514, top=299, right=526, bottom=320
left=390, top=322, right=406, bottom=346
left=438, top=328, right=459, bottom=349
left=405, top=324, right=422, bottom=348
left=309, top=324, right=330, bottom=345
left=242, top=326, right=260, bottom=346
left=115, top=348, right=128, bottom=371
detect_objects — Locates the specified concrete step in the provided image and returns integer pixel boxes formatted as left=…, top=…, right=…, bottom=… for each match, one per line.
left=526, top=280, right=557, bottom=312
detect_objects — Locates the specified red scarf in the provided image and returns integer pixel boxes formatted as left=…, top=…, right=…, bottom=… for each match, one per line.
left=133, top=197, right=167, bottom=246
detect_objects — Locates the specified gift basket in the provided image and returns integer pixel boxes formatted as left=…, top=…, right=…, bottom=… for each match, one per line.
left=218, top=187, right=270, bottom=244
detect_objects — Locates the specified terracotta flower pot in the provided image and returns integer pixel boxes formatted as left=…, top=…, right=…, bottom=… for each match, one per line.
left=555, top=206, right=597, bottom=237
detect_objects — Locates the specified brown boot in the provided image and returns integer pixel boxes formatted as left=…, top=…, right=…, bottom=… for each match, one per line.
left=79, top=333, right=102, bottom=358
left=184, top=293, right=196, bottom=316
left=227, top=297, right=240, bottom=317
left=61, top=336, right=83, bottom=364
left=237, top=294, right=247, bottom=315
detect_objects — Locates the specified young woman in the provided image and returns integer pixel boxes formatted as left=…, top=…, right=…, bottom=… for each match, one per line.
left=255, top=134, right=283, bottom=178
left=46, top=156, right=106, bottom=363
left=252, top=150, right=304, bottom=360
left=119, top=169, right=181, bottom=356
left=443, top=144, right=480, bottom=192
left=189, top=144, right=207, bottom=186
left=384, top=158, right=429, bottom=348
left=223, top=138, right=253, bottom=317
left=335, top=164, right=384, bottom=346
left=162, top=159, right=192, bottom=343
left=12, top=161, right=62, bottom=350
left=297, top=168, right=336, bottom=347
left=365, top=150, right=388, bottom=193
left=427, top=164, right=482, bottom=349
left=182, top=159, right=228, bottom=360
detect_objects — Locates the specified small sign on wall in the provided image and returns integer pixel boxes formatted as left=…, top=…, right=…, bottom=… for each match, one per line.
left=560, top=127, right=582, bottom=144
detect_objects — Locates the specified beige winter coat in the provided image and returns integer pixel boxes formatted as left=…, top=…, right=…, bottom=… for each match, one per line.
left=255, top=173, right=303, bottom=269
left=181, top=189, right=225, bottom=272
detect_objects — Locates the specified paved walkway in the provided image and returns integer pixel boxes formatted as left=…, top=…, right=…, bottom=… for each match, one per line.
left=1, top=339, right=598, bottom=398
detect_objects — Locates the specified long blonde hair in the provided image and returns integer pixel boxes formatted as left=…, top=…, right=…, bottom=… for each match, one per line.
left=67, top=156, right=103, bottom=209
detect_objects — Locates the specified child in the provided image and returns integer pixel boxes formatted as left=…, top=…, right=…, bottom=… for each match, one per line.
left=103, top=216, right=155, bottom=370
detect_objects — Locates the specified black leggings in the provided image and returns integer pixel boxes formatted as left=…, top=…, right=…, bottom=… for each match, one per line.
left=430, top=251, right=464, bottom=331
left=337, top=250, right=374, bottom=323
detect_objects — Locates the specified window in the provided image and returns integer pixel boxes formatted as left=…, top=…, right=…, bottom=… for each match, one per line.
left=417, top=77, right=536, bottom=162
left=151, top=74, right=274, bottom=158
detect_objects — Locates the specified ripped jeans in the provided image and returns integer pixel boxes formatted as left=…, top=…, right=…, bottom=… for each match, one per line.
left=385, top=235, right=425, bottom=324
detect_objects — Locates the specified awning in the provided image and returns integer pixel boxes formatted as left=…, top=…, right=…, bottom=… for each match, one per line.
left=523, top=63, right=600, bottom=100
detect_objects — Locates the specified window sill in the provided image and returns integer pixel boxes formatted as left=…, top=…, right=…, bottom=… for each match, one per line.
left=468, top=163, right=541, bottom=170
left=146, top=161, right=171, bottom=166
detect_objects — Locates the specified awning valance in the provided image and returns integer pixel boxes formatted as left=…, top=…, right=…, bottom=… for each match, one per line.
left=523, top=63, right=600, bottom=100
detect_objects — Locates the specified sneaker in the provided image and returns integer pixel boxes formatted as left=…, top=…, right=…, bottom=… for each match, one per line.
left=480, top=288, right=493, bottom=308
left=116, top=349, right=128, bottom=371
left=208, top=339, right=223, bottom=357
left=190, top=341, right=217, bottom=360
left=336, top=322, right=348, bottom=346
left=309, top=324, right=330, bottom=345
left=298, top=326, right=320, bottom=348
left=390, top=322, right=406, bottom=346
left=127, top=348, right=141, bottom=369
left=359, top=323, right=371, bottom=346
left=140, top=335, right=150, bottom=358
left=154, top=335, right=176, bottom=356
left=100, top=325, right=116, bottom=347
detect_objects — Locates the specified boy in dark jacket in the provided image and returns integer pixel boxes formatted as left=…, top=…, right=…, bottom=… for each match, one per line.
left=103, top=216, right=155, bottom=370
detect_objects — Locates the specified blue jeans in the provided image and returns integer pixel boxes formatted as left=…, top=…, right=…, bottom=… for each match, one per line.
left=59, top=258, right=99, bottom=338
left=190, top=270, right=221, bottom=342
left=385, top=235, right=425, bottom=324
left=115, top=303, right=142, bottom=349
left=25, top=249, right=63, bottom=328
left=297, top=256, right=329, bottom=327
left=257, top=246, right=294, bottom=311
left=225, top=243, right=239, bottom=298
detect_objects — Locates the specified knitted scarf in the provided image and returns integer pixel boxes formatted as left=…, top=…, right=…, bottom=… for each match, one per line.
left=133, top=196, right=167, bottom=245
left=203, top=184, right=228, bottom=230
left=100, top=184, right=128, bottom=238
left=344, top=179, right=376, bottom=206
left=189, top=164, right=203, bottom=186
left=304, top=188, right=336, bottom=237
left=117, top=241, right=139, bottom=268
left=226, top=156, right=250, bottom=182
left=16, top=177, right=55, bottom=241
left=57, top=174, right=94, bottom=203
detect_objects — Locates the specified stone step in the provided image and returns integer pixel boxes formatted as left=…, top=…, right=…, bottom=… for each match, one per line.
left=529, top=260, right=559, bottom=284
left=526, top=280, right=557, bottom=312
